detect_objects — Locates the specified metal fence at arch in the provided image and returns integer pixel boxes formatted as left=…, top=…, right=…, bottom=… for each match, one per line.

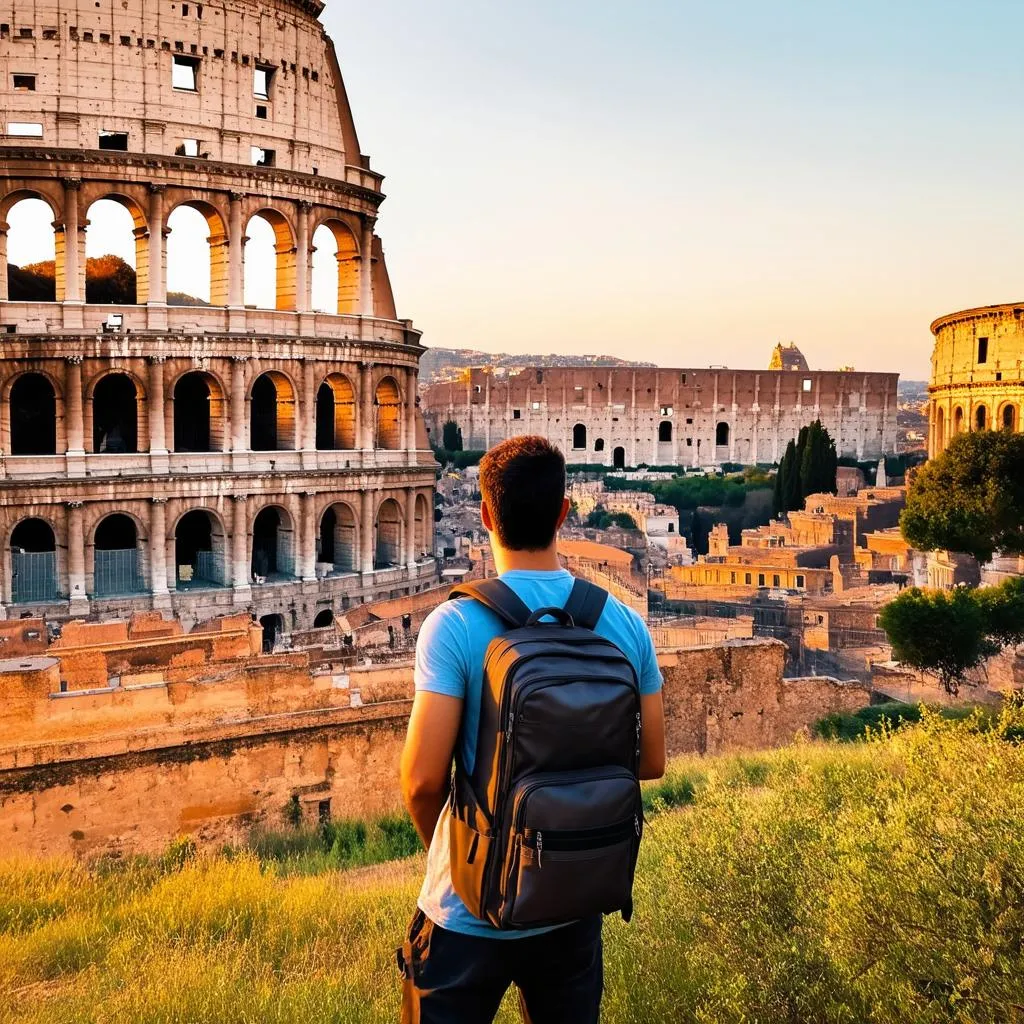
left=11, top=550, right=59, bottom=603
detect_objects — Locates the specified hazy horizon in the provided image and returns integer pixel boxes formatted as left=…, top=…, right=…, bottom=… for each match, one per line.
left=9, top=0, right=1024, bottom=379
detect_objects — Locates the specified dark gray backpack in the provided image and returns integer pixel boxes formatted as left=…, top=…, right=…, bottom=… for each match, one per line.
left=446, top=577, right=643, bottom=930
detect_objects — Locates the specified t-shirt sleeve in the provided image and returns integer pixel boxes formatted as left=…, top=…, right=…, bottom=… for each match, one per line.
left=414, top=604, right=471, bottom=699
left=632, top=612, right=663, bottom=696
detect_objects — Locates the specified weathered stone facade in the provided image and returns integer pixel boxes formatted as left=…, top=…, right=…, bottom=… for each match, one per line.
left=928, top=303, right=1024, bottom=456
left=0, top=0, right=437, bottom=631
left=423, top=366, right=899, bottom=468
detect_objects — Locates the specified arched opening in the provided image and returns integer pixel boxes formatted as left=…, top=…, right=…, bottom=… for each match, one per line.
left=953, top=407, right=965, bottom=434
left=10, top=518, right=58, bottom=603
left=175, top=509, right=227, bottom=588
left=318, top=502, right=358, bottom=574
left=93, top=513, right=143, bottom=596
left=1001, top=404, right=1017, bottom=431
left=374, top=498, right=402, bottom=569
left=415, top=493, right=431, bottom=561
left=613, top=446, right=626, bottom=470
left=5, top=196, right=57, bottom=301
left=250, top=371, right=296, bottom=451
left=251, top=506, right=294, bottom=580
left=975, top=405, right=988, bottom=431
left=311, top=221, right=360, bottom=315
left=92, top=373, right=139, bottom=453
left=315, top=374, right=357, bottom=450
left=84, top=197, right=147, bottom=304
left=658, top=421, right=673, bottom=443
left=313, top=609, right=334, bottom=629
left=572, top=423, right=587, bottom=450
left=375, top=377, right=402, bottom=450
left=259, top=613, right=284, bottom=652
left=166, top=202, right=228, bottom=306
left=716, top=422, right=730, bottom=447
left=244, top=210, right=296, bottom=311
left=9, top=373, right=57, bottom=455
left=594, top=438, right=605, bottom=453
left=173, top=372, right=226, bottom=452
left=935, top=406, right=945, bottom=449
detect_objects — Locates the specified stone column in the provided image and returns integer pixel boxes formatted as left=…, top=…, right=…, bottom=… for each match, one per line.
left=300, top=491, right=317, bottom=581
left=302, top=359, right=316, bottom=453
left=65, top=356, right=85, bottom=458
left=231, top=494, right=251, bottom=594
left=230, top=356, right=248, bottom=452
left=147, top=185, right=167, bottom=305
left=359, top=218, right=374, bottom=316
left=62, top=178, right=83, bottom=302
left=0, top=219, right=8, bottom=302
left=227, top=192, right=245, bottom=308
left=361, top=488, right=375, bottom=576
left=148, top=356, right=167, bottom=452
left=296, top=201, right=312, bottom=314
left=149, top=498, right=170, bottom=599
left=360, top=361, right=375, bottom=451
left=406, top=367, right=418, bottom=454
left=405, top=486, right=417, bottom=567
left=66, top=501, right=89, bottom=614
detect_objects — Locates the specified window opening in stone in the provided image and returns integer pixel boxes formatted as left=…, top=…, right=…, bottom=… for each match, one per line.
left=93, top=514, right=143, bottom=597
left=572, top=423, right=587, bottom=450
left=177, top=138, right=200, bottom=156
left=10, top=518, right=58, bottom=603
left=243, top=212, right=295, bottom=309
left=182, top=3, right=189, bottom=14
left=660, top=405, right=673, bottom=416
left=311, top=222, right=359, bottom=314
left=975, top=405, right=987, bottom=431
left=251, top=506, right=293, bottom=579
left=319, top=503, right=357, bottom=573
left=167, top=202, right=225, bottom=305
left=85, top=197, right=145, bottom=303
left=594, top=438, right=605, bottom=452
left=374, top=499, right=402, bottom=568
left=716, top=422, right=730, bottom=447
left=254, top=65, right=273, bottom=99
left=92, top=373, right=138, bottom=453
left=259, top=613, right=283, bottom=652
left=5, top=197, right=56, bottom=301
left=251, top=146, right=275, bottom=166
left=172, top=55, right=199, bottom=90
left=953, top=406, right=964, bottom=434
left=1002, top=404, right=1016, bottom=431
left=375, top=377, right=402, bottom=450
left=6, top=122, right=43, bottom=137
left=173, top=372, right=224, bottom=451
left=977, top=337, right=988, bottom=364
left=255, top=104, right=268, bottom=119
left=250, top=372, right=295, bottom=451
left=658, top=421, right=673, bottom=443
left=415, top=494, right=430, bottom=560
left=613, top=446, right=626, bottom=470
left=98, top=130, right=128, bottom=151
left=12, top=74, right=35, bottom=90
left=313, top=610, right=334, bottom=630
left=802, top=378, right=812, bottom=393
left=316, top=374, right=356, bottom=450
left=175, top=509, right=225, bottom=587
left=10, top=373, right=57, bottom=455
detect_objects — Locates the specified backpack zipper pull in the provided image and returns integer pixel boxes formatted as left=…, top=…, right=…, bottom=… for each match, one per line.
left=506, top=710, right=515, bottom=742
left=634, top=814, right=641, bottom=837
left=536, top=830, right=543, bottom=868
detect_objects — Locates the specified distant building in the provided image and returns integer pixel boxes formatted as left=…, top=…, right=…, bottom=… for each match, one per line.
left=768, top=342, right=810, bottom=372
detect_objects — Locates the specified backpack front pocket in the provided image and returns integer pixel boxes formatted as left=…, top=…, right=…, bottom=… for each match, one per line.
left=499, top=767, right=641, bottom=928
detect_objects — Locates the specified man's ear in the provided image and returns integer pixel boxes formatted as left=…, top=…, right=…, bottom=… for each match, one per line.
left=555, top=496, right=570, bottom=531
left=481, top=500, right=494, bottom=532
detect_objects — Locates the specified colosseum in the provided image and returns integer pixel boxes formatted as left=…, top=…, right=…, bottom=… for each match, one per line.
left=928, top=303, right=1024, bottom=457
left=423, top=359, right=899, bottom=469
left=0, top=0, right=436, bottom=638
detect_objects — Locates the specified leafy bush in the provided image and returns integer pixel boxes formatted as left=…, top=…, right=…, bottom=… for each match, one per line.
left=813, top=701, right=990, bottom=741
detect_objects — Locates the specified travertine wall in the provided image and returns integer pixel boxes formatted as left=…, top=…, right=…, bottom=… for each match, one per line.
left=423, top=366, right=899, bottom=467
left=0, top=638, right=869, bottom=857
left=928, top=303, right=1024, bottom=456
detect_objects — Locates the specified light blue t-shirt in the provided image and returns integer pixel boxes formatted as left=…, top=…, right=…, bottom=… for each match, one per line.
left=414, top=568, right=663, bottom=940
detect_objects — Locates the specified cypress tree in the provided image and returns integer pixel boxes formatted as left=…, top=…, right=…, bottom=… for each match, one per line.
left=783, top=439, right=802, bottom=512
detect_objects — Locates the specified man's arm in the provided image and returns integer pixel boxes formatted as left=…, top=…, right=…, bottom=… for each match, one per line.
left=400, top=690, right=463, bottom=848
left=639, top=689, right=666, bottom=781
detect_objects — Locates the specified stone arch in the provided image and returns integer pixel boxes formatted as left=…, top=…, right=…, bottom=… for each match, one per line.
left=594, top=438, right=605, bottom=453
left=935, top=405, right=945, bottom=450
left=244, top=208, right=296, bottom=311
left=375, top=375, right=402, bottom=450
left=716, top=422, right=730, bottom=447
left=3, top=193, right=58, bottom=302
left=313, top=609, right=335, bottom=629
left=173, top=507, right=228, bottom=588
left=9, top=516, right=59, bottom=603
left=613, top=446, right=626, bottom=470
left=9, top=372, right=58, bottom=455
left=259, top=613, right=284, bottom=652
left=415, top=493, right=431, bottom=561
left=84, top=194, right=149, bottom=304
left=1000, top=402, right=1017, bottom=432
left=318, top=500, right=359, bottom=574
left=166, top=199, right=230, bottom=306
left=572, top=423, right=587, bottom=450
left=251, top=504, right=295, bottom=579
left=172, top=370, right=227, bottom=452
left=316, top=372, right=357, bottom=450
left=311, top=219, right=360, bottom=315
left=92, top=511, right=145, bottom=596
left=975, top=404, right=988, bottom=431
left=88, top=370, right=146, bottom=453
left=953, top=406, right=965, bottom=435
left=374, top=497, right=403, bottom=568
left=658, top=421, right=673, bottom=443
left=250, top=370, right=297, bottom=451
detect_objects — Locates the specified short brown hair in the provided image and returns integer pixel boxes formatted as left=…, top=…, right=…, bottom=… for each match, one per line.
left=479, top=436, right=566, bottom=551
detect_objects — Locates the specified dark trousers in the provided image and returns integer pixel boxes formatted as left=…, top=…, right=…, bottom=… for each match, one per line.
left=398, top=909, right=603, bottom=1023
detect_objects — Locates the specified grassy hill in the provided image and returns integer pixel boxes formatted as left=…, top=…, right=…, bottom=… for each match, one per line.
left=1, top=706, right=1022, bottom=1023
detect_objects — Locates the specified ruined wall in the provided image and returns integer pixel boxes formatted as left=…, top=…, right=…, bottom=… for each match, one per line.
left=423, top=366, right=899, bottom=467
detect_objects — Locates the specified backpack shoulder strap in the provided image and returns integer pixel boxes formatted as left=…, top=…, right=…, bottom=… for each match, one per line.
left=563, top=577, right=609, bottom=631
left=448, top=579, right=532, bottom=629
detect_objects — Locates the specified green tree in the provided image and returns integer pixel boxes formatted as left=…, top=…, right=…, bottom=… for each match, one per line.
left=900, top=430, right=1024, bottom=562
left=441, top=420, right=463, bottom=452
left=799, top=420, right=838, bottom=497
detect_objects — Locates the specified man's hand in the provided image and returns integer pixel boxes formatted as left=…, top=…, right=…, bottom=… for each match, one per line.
left=639, top=690, right=666, bottom=780
left=400, top=690, right=463, bottom=848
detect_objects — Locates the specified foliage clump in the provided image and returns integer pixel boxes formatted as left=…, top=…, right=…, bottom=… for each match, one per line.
left=773, top=419, right=838, bottom=516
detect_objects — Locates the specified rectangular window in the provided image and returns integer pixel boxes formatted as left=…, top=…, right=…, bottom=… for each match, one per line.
left=254, top=65, right=273, bottom=99
left=795, top=574, right=806, bottom=589
left=512, top=409, right=521, bottom=420
left=182, top=2, right=189, bottom=13
left=685, top=417, right=693, bottom=424
left=758, top=573, right=766, bottom=587
left=178, top=138, right=200, bottom=156
left=531, top=401, right=540, bottom=410
left=773, top=574, right=781, bottom=588
left=251, top=145, right=275, bottom=166
left=680, top=373, right=687, bottom=384
left=18, top=27, right=33, bottom=39
left=98, top=130, right=128, bottom=150
left=729, top=572, right=736, bottom=584
left=802, top=378, right=812, bottom=393
left=573, top=386, right=584, bottom=401
left=6, top=122, right=43, bottom=137
left=977, top=337, right=988, bottom=364
left=12, top=73, right=36, bottom=90
left=660, top=405, right=673, bottom=416
left=686, top=438, right=692, bottom=446
left=255, top=104, right=268, bottom=119
left=744, top=572, right=752, bottom=585
left=172, top=55, right=199, bottom=90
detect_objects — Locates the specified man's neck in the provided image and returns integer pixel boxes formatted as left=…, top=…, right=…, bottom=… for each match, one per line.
left=490, top=543, right=562, bottom=576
